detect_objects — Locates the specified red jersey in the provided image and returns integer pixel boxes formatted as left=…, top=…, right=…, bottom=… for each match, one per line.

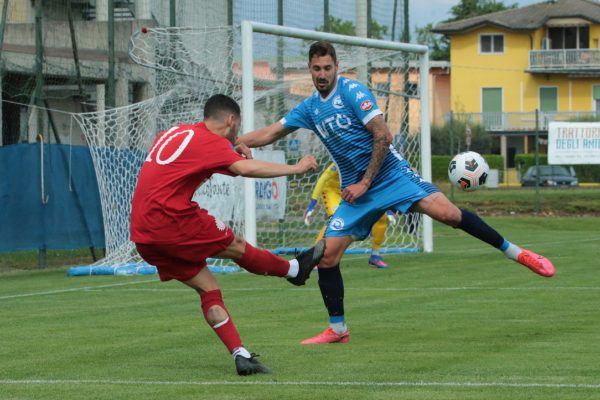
left=130, top=122, right=244, bottom=244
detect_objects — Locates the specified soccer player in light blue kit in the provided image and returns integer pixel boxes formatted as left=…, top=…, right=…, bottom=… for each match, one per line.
left=237, top=41, right=555, bottom=344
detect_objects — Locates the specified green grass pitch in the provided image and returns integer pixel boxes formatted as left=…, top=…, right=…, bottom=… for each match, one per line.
left=1, top=217, right=599, bottom=400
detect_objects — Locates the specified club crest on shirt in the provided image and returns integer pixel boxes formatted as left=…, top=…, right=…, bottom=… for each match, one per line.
left=360, top=99, right=373, bottom=111
left=330, top=217, right=345, bottom=231
left=332, top=95, right=344, bottom=109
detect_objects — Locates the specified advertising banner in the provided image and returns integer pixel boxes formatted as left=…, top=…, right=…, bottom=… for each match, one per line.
left=253, top=150, right=287, bottom=220
left=548, top=122, right=600, bottom=165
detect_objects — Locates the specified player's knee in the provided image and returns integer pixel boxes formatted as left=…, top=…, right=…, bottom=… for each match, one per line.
left=320, top=248, right=342, bottom=267
left=205, top=304, right=228, bottom=327
left=440, top=206, right=462, bottom=227
left=227, top=236, right=247, bottom=258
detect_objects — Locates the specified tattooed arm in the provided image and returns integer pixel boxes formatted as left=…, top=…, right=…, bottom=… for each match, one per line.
left=341, top=114, right=392, bottom=203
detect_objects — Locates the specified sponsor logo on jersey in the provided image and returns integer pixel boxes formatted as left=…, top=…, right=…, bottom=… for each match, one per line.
left=314, top=108, right=320, bottom=115
left=330, top=217, right=345, bottom=230
left=348, top=83, right=358, bottom=91
left=332, top=95, right=344, bottom=109
left=360, top=99, right=373, bottom=111
left=315, top=114, right=352, bottom=138
left=355, top=91, right=366, bottom=101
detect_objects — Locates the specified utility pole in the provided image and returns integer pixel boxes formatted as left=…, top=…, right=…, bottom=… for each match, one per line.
left=34, top=0, right=47, bottom=269
left=66, top=0, right=86, bottom=112
left=534, top=109, right=540, bottom=213
left=34, top=0, right=44, bottom=132
left=276, top=0, right=285, bottom=117
left=400, top=0, right=410, bottom=139
left=0, top=0, right=8, bottom=52
left=0, top=0, right=9, bottom=146
left=170, top=0, right=176, bottom=27
left=356, top=0, right=368, bottom=83
left=324, top=0, right=330, bottom=32
left=106, top=0, right=115, bottom=108
left=383, top=0, right=398, bottom=121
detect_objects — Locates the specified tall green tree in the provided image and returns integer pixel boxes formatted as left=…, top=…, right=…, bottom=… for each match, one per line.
left=315, top=16, right=388, bottom=40
left=415, top=23, right=449, bottom=61
left=416, top=0, right=517, bottom=60
left=448, top=0, right=517, bottom=21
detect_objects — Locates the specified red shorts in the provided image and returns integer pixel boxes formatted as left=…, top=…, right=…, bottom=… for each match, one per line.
left=136, top=228, right=235, bottom=282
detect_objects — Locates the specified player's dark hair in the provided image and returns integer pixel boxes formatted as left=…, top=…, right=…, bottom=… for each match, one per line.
left=204, top=94, right=240, bottom=120
left=309, top=41, right=337, bottom=64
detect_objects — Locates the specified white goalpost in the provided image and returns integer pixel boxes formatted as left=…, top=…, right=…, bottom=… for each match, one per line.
left=240, top=21, right=433, bottom=253
left=68, top=21, right=433, bottom=276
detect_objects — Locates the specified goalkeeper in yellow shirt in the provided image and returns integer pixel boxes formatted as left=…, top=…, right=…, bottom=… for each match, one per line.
left=303, top=163, right=396, bottom=268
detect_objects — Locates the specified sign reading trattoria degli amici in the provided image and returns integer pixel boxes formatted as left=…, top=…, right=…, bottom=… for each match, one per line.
left=548, top=122, right=600, bottom=165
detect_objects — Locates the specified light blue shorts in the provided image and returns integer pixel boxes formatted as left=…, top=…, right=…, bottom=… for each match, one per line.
left=324, top=168, right=439, bottom=240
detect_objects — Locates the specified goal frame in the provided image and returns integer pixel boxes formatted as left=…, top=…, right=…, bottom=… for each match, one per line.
left=240, top=20, right=434, bottom=252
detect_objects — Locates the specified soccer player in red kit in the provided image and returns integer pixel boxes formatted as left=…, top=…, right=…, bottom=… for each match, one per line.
left=131, top=94, right=325, bottom=376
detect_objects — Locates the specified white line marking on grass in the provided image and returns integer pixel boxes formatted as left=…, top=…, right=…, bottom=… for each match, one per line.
left=0, top=279, right=156, bottom=301
left=1, top=379, right=599, bottom=389
left=87, top=286, right=600, bottom=293
left=436, top=236, right=600, bottom=255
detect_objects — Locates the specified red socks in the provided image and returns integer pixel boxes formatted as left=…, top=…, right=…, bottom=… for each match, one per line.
left=200, top=289, right=241, bottom=353
left=235, top=243, right=289, bottom=277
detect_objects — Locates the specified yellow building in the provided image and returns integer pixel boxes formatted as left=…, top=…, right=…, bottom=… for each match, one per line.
left=434, top=0, right=600, bottom=168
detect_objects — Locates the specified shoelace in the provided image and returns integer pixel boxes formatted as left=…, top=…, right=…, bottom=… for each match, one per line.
left=522, top=252, right=543, bottom=267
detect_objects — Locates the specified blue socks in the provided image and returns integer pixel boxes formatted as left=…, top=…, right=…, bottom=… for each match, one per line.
left=500, top=239, right=522, bottom=260
left=318, top=265, right=345, bottom=331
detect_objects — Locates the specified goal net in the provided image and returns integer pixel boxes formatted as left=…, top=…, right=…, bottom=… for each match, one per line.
left=70, top=23, right=431, bottom=275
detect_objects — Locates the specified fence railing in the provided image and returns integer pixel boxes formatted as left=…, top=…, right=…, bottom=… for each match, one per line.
left=451, top=111, right=600, bottom=131
left=529, top=49, right=600, bottom=71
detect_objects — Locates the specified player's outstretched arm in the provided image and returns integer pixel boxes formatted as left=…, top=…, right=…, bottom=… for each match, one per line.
left=229, top=155, right=317, bottom=178
left=235, top=121, right=293, bottom=148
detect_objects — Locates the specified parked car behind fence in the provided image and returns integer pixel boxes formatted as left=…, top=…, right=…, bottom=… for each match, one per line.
left=521, top=165, right=579, bottom=187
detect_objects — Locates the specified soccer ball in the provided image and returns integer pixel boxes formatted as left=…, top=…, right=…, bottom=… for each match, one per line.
left=448, top=151, right=489, bottom=191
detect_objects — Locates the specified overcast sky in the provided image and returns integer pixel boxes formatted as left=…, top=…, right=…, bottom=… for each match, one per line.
left=233, top=0, right=551, bottom=43
left=411, top=0, right=542, bottom=34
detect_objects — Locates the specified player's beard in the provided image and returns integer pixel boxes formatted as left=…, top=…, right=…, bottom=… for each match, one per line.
left=316, top=79, right=332, bottom=96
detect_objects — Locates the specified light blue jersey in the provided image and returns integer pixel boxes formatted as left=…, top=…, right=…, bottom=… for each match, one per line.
left=282, top=76, right=439, bottom=240
left=281, top=76, right=408, bottom=190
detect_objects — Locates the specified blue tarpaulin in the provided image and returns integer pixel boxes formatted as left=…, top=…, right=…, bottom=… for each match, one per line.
left=0, top=143, right=104, bottom=252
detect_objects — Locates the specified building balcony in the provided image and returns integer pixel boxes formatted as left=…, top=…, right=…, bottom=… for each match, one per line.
left=528, top=49, right=600, bottom=75
left=451, top=111, right=600, bottom=133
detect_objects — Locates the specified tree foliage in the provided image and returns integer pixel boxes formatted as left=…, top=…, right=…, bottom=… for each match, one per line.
left=415, top=23, right=449, bottom=61
left=416, top=0, right=517, bottom=60
left=447, top=0, right=517, bottom=22
left=431, top=119, right=497, bottom=155
left=315, top=16, right=388, bottom=40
